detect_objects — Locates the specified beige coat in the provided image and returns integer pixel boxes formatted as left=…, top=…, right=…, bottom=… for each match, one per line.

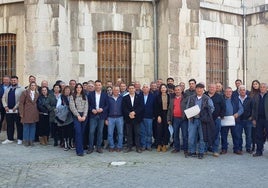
left=19, top=89, right=39, bottom=124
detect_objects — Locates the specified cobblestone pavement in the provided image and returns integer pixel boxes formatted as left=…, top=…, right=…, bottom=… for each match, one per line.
left=0, top=131, right=268, bottom=188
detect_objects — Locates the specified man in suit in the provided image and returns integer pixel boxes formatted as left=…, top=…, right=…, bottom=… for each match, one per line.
left=140, top=83, right=155, bottom=151
left=122, top=83, right=144, bottom=153
left=87, top=80, right=109, bottom=154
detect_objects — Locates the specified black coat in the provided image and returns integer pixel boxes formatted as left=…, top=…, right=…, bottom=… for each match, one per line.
left=122, top=94, right=144, bottom=124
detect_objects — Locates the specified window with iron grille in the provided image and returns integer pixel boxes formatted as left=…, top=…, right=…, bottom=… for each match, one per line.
left=97, top=31, right=131, bottom=85
left=206, top=38, right=228, bottom=87
left=0, top=34, right=16, bottom=80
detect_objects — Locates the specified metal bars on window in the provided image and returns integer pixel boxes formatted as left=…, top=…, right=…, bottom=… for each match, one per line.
left=0, top=34, right=16, bottom=80
left=206, top=38, right=228, bottom=87
left=97, top=31, right=131, bottom=85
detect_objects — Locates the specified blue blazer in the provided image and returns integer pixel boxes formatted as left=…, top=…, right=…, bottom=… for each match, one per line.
left=88, top=91, right=109, bottom=120
left=141, top=92, right=155, bottom=119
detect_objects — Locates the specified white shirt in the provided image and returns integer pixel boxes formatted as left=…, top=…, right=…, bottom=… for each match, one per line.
left=95, top=92, right=101, bottom=109
left=130, top=95, right=135, bottom=106
left=30, top=90, right=35, bottom=101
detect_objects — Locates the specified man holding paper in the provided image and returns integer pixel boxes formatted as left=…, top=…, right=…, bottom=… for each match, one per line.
left=220, top=87, right=244, bottom=155
left=185, top=83, right=214, bottom=159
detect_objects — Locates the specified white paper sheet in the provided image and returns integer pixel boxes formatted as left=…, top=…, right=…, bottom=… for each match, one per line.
left=6, top=109, right=18, bottom=114
left=184, top=105, right=200, bottom=119
left=221, top=116, right=235, bottom=126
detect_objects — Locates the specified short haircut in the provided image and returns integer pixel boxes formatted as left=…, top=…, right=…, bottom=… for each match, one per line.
left=95, top=80, right=102, bottom=84
left=128, top=83, right=135, bottom=88
left=11, top=75, right=18, bottom=79
left=238, top=85, right=246, bottom=91
left=188, top=78, right=196, bottom=84
left=235, top=79, right=242, bottom=83
left=167, top=77, right=174, bottom=82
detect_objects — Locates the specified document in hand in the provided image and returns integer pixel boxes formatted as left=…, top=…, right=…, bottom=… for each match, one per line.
left=184, top=105, right=200, bottom=119
left=221, top=116, right=235, bottom=126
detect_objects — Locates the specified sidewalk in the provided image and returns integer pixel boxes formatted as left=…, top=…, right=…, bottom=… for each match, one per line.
left=0, top=131, right=267, bottom=188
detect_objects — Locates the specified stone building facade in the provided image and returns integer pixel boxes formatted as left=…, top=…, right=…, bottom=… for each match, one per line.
left=0, top=0, right=267, bottom=88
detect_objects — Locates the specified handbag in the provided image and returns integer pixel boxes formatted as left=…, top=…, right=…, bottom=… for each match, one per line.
left=55, top=104, right=69, bottom=125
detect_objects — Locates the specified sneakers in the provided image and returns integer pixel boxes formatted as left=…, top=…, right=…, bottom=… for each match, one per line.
left=213, top=152, right=220, bottom=157
left=2, top=139, right=13, bottom=144
left=17, top=140, right=23, bottom=145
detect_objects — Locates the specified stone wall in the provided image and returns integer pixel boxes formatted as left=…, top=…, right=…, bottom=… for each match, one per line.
left=158, top=0, right=201, bottom=85
left=0, top=0, right=267, bottom=88
left=69, top=0, right=155, bottom=84
left=0, top=2, right=25, bottom=83
left=246, top=11, right=268, bottom=84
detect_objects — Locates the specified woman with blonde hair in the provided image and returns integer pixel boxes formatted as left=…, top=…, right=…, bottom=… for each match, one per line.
left=19, top=82, right=39, bottom=146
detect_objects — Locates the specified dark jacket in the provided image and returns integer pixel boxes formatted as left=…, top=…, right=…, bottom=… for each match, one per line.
left=88, top=91, right=109, bottom=120
left=37, top=94, right=57, bottom=123
left=155, top=93, right=170, bottom=118
left=122, top=94, right=144, bottom=124
left=239, top=96, right=252, bottom=120
left=167, top=94, right=186, bottom=123
left=0, top=84, right=10, bottom=110
left=225, top=97, right=244, bottom=123
left=107, top=95, right=123, bottom=117
left=186, top=94, right=215, bottom=146
left=252, top=93, right=268, bottom=121
left=205, top=92, right=226, bottom=120
left=141, top=92, right=155, bottom=119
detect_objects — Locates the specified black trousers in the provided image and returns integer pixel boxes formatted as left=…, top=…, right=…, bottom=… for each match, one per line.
left=38, top=114, right=50, bottom=137
left=156, top=111, right=169, bottom=146
left=6, top=113, right=23, bottom=140
left=256, top=118, right=268, bottom=154
left=0, top=108, right=6, bottom=132
left=126, top=122, right=140, bottom=148
left=61, top=123, right=73, bottom=140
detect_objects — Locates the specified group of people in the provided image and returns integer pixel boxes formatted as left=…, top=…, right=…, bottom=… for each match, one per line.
left=0, top=75, right=267, bottom=159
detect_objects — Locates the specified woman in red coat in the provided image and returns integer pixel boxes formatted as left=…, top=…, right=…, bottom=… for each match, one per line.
left=19, top=82, right=39, bottom=146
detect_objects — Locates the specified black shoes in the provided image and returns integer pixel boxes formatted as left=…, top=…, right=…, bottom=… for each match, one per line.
left=198, top=153, right=204, bottom=159
left=253, top=153, right=262, bottom=157
left=187, top=152, right=197, bottom=158
left=86, top=149, right=93, bottom=154
left=136, top=148, right=142, bottom=153
left=124, top=148, right=133, bottom=153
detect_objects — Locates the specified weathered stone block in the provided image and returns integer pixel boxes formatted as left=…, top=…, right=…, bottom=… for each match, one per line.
left=44, top=0, right=66, bottom=7
left=169, top=0, right=182, bottom=9
left=24, top=0, right=39, bottom=5
left=190, top=9, right=199, bottom=23
left=187, top=0, right=200, bottom=10
left=79, top=38, right=85, bottom=51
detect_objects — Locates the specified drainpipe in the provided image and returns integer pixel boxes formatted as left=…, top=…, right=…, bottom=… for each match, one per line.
left=152, top=0, right=158, bottom=80
left=242, top=0, right=247, bottom=86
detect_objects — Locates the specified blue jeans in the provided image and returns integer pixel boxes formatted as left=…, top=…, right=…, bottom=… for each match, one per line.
left=23, top=123, right=36, bottom=141
left=89, top=116, right=104, bottom=149
left=74, top=117, right=87, bottom=155
left=108, top=117, right=124, bottom=149
left=212, top=118, right=221, bottom=153
left=221, top=124, right=240, bottom=152
left=140, top=118, right=153, bottom=149
left=240, top=120, right=252, bottom=150
left=173, top=118, right=188, bottom=151
left=188, top=119, right=205, bottom=154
